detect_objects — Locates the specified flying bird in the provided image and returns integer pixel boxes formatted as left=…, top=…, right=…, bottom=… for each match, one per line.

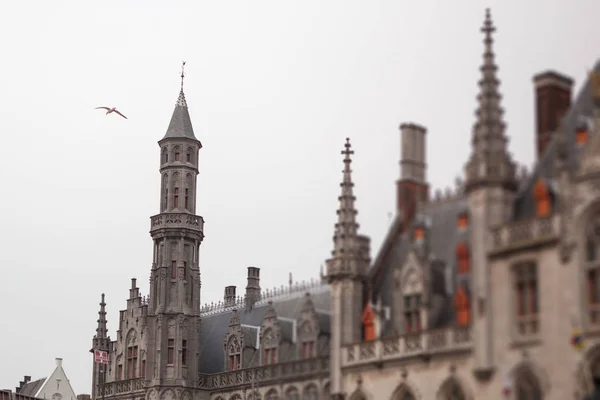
left=95, top=106, right=127, bottom=119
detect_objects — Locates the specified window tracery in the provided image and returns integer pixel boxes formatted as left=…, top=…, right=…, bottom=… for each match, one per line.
left=285, top=387, right=300, bottom=400
left=265, top=389, right=280, bottom=400
left=513, top=262, right=539, bottom=336
left=227, top=336, right=241, bottom=370
left=302, top=384, right=319, bottom=400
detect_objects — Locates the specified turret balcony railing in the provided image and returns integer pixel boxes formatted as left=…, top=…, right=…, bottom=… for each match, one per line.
left=150, top=213, right=204, bottom=233
left=198, top=356, right=329, bottom=390
left=98, top=378, right=145, bottom=397
left=342, top=325, right=472, bottom=368
left=490, top=215, right=559, bottom=255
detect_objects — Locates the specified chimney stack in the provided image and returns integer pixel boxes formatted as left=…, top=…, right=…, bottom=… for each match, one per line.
left=533, top=71, right=573, bottom=158
left=224, top=285, right=237, bottom=307
left=396, top=123, right=429, bottom=227
left=245, top=267, right=261, bottom=309
left=55, top=358, right=63, bottom=367
left=129, top=278, right=139, bottom=299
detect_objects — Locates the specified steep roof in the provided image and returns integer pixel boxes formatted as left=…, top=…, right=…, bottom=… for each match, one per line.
left=198, top=287, right=331, bottom=374
left=17, top=380, right=45, bottom=397
left=513, top=58, right=600, bottom=220
left=162, top=89, right=199, bottom=141
left=370, top=195, right=468, bottom=336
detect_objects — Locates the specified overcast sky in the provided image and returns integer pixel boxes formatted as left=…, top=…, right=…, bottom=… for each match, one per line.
left=1, top=0, right=599, bottom=395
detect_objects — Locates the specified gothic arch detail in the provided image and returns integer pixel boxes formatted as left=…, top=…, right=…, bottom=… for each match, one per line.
left=348, top=389, right=367, bottom=400
left=303, top=384, right=319, bottom=400
left=436, top=376, right=471, bottom=400
left=265, top=388, right=279, bottom=400
left=284, top=386, right=299, bottom=400
left=126, top=329, right=138, bottom=346
left=509, top=360, right=549, bottom=400
left=391, top=381, right=420, bottom=400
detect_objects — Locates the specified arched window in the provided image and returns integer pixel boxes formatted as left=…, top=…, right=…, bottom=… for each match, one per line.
left=173, top=145, right=181, bottom=162
left=322, top=383, right=330, bottom=398
left=227, top=336, right=241, bottom=370
left=455, top=286, right=470, bottom=326
left=361, top=303, right=376, bottom=341
left=162, top=147, right=168, bottom=164
left=186, top=147, right=194, bottom=163
left=262, top=328, right=277, bottom=365
left=456, top=242, right=470, bottom=274
left=439, top=379, right=466, bottom=400
left=125, top=330, right=138, bottom=378
left=401, top=267, right=423, bottom=333
left=285, top=387, right=299, bottom=400
left=533, top=179, right=551, bottom=217
left=303, top=384, right=319, bottom=400
left=265, top=389, right=280, bottom=400
left=392, top=385, right=416, bottom=400
left=513, top=262, right=539, bottom=336
left=349, top=391, right=367, bottom=400
left=514, top=368, right=543, bottom=400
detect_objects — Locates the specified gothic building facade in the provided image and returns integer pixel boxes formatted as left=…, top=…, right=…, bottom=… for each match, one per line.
left=91, top=9, right=600, bottom=400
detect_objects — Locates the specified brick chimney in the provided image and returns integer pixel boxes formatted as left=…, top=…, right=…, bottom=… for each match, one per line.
left=224, top=285, right=236, bottom=307
left=396, top=123, right=429, bottom=227
left=533, top=71, right=574, bottom=158
left=245, top=267, right=261, bottom=310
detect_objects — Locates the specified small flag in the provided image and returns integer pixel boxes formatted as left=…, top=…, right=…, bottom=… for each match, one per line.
left=94, top=350, right=109, bottom=364
left=571, top=326, right=585, bottom=351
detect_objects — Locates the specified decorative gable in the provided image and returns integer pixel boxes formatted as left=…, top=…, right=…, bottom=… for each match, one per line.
left=260, top=302, right=281, bottom=365
left=223, top=310, right=244, bottom=370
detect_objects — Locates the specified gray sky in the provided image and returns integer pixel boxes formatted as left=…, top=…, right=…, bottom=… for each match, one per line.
left=1, top=0, right=599, bottom=394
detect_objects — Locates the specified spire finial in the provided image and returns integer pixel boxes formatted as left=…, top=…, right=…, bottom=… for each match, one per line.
left=481, top=8, right=495, bottom=38
left=181, top=61, right=186, bottom=91
left=464, top=8, right=516, bottom=193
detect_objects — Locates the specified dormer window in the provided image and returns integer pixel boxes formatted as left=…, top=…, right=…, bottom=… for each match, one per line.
left=404, top=294, right=421, bottom=333
left=227, top=337, right=241, bottom=370
left=262, top=328, right=277, bottom=365
left=301, top=341, right=314, bottom=359
left=456, top=242, right=471, bottom=274
left=414, top=227, right=424, bottom=241
left=533, top=179, right=551, bottom=217
left=576, top=123, right=589, bottom=145
left=457, top=213, right=468, bottom=229
left=361, top=303, right=376, bottom=341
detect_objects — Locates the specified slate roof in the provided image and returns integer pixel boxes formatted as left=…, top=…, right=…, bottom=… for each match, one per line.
left=198, top=287, right=331, bottom=373
left=369, top=195, right=469, bottom=337
left=17, top=379, right=45, bottom=397
left=513, top=59, right=600, bottom=220
left=162, top=90, right=199, bottom=141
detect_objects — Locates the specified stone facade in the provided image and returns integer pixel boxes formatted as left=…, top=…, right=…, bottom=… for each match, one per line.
left=90, top=8, right=600, bottom=400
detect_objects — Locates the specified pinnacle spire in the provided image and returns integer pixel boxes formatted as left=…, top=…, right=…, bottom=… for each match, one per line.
left=95, top=293, right=108, bottom=339
left=332, top=138, right=359, bottom=256
left=464, top=8, right=516, bottom=192
left=161, top=63, right=198, bottom=141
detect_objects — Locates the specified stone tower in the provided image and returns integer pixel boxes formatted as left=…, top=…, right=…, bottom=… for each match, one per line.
left=146, top=69, right=205, bottom=391
left=464, top=9, right=517, bottom=381
left=324, top=138, right=371, bottom=399
left=90, top=293, right=110, bottom=400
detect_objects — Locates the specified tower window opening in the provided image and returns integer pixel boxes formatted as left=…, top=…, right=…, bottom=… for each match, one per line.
left=185, top=189, right=189, bottom=210
left=175, top=152, right=180, bottom=161
left=182, top=340, right=187, bottom=366
left=171, top=260, right=177, bottom=279
left=174, top=188, right=179, bottom=208
left=163, top=188, right=168, bottom=211
left=167, top=339, right=175, bottom=365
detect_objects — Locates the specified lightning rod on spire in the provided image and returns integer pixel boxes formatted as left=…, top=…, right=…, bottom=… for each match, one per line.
left=181, top=61, right=186, bottom=90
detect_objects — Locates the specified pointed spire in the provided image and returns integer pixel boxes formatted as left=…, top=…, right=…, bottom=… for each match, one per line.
left=95, top=293, right=108, bottom=339
left=332, top=138, right=360, bottom=256
left=162, top=62, right=199, bottom=141
left=464, top=8, right=516, bottom=193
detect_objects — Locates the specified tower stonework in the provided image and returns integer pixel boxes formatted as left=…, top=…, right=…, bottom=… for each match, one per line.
left=464, top=9, right=516, bottom=381
left=325, top=139, right=371, bottom=400
left=146, top=85, right=205, bottom=391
